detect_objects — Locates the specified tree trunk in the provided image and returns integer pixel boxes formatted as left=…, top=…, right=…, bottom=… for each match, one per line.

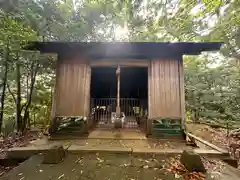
left=22, top=61, right=39, bottom=132
left=0, top=49, right=9, bottom=133
left=16, top=53, right=22, bottom=132
left=194, top=109, right=199, bottom=122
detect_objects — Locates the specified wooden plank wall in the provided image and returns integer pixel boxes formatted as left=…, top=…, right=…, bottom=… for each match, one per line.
left=55, top=56, right=91, bottom=117
left=148, top=59, right=181, bottom=119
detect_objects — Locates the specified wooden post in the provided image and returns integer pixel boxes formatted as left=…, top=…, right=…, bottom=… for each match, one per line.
left=147, top=63, right=152, bottom=135
left=116, top=65, right=121, bottom=115
left=179, top=57, right=186, bottom=131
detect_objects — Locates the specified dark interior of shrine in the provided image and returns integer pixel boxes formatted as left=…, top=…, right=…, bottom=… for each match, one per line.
left=90, top=67, right=148, bottom=99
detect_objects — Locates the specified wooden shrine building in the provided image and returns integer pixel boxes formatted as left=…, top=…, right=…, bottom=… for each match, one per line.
left=26, top=42, right=222, bottom=137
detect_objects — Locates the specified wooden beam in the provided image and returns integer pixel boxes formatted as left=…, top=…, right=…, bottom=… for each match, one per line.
left=90, top=59, right=149, bottom=67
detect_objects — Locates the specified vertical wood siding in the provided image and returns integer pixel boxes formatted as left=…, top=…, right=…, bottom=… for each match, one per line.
left=148, top=59, right=181, bottom=119
left=55, top=56, right=91, bottom=117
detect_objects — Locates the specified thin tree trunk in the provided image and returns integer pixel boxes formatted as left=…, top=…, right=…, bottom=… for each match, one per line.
left=16, top=53, right=22, bottom=132
left=0, top=49, right=9, bottom=132
left=22, top=61, right=39, bottom=132
left=26, top=73, right=29, bottom=128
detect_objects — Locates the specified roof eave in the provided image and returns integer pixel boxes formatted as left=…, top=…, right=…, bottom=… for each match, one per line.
left=24, top=41, right=223, bottom=58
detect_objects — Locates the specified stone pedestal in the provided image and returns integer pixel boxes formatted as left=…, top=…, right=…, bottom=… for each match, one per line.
left=114, top=117, right=123, bottom=129
left=180, top=150, right=206, bottom=172
left=116, top=106, right=121, bottom=116
left=42, top=145, right=66, bottom=164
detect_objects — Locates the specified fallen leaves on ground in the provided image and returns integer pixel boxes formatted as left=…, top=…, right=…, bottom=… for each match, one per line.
left=187, top=123, right=240, bottom=164
left=0, top=131, right=42, bottom=177
left=0, top=131, right=41, bottom=153
left=187, top=124, right=228, bottom=149
left=148, top=140, right=174, bottom=149
left=0, top=166, right=13, bottom=177
left=163, top=155, right=224, bottom=180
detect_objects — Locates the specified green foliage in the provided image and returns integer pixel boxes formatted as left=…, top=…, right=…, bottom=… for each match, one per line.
left=185, top=56, right=240, bottom=123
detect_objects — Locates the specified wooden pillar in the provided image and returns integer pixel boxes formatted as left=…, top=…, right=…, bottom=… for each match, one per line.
left=116, top=65, right=121, bottom=115
left=179, top=57, right=186, bottom=130
left=147, top=63, right=152, bottom=135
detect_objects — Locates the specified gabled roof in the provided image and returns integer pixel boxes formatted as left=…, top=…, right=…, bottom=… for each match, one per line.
left=25, top=41, right=222, bottom=59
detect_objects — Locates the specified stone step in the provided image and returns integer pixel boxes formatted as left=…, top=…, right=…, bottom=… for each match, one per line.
left=149, top=133, right=184, bottom=139
left=54, top=130, right=86, bottom=136
left=55, top=125, right=87, bottom=134
left=58, top=123, right=85, bottom=130
left=57, top=128, right=85, bottom=134
left=63, top=125, right=84, bottom=129
left=49, top=134, right=88, bottom=141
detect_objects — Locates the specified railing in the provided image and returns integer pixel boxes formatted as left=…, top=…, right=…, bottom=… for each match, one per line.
left=90, top=98, right=147, bottom=129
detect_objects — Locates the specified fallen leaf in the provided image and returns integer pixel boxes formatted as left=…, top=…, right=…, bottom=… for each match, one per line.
left=174, top=174, right=181, bottom=178
left=58, top=174, right=65, bottom=179
left=97, top=157, right=104, bottom=163
left=143, top=165, right=149, bottom=169
left=124, top=163, right=131, bottom=167
left=75, top=158, right=82, bottom=164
